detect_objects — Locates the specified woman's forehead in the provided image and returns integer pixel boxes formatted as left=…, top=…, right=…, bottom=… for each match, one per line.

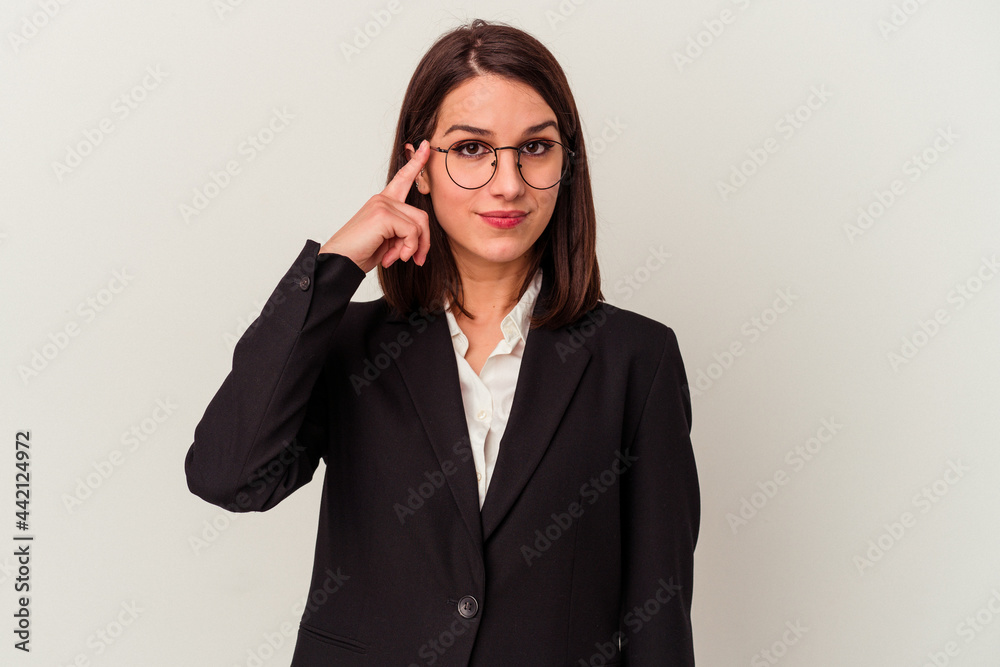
left=433, top=75, right=557, bottom=137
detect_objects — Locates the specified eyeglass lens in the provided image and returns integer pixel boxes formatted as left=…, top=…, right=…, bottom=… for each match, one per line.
left=445, top=140, right=568, bottom=189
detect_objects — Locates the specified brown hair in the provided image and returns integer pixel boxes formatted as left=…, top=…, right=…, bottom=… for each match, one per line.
left=377, top=19, right=602, bottom=330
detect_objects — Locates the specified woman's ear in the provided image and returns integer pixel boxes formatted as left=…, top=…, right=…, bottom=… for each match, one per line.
left=404, top=143, right=431, bottom=195
left=415, top=168, right=431, bottom=195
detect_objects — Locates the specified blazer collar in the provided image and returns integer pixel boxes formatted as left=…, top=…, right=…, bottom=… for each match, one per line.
left=386, top=266, right=592, bottom=548
left=443, top=267, right=544, bottom=356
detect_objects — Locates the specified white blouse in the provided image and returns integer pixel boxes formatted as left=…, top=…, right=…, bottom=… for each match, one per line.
left=444, top=267, right=545, bottom=510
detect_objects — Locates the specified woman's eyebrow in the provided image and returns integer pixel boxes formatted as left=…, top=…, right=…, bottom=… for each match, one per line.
left=442, top=120, right=558, bottom=138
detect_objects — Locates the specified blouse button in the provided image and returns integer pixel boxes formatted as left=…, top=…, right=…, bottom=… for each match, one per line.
left=476, top=470, right=482, bottom=481
left=476, top=409, right=488, bottom=421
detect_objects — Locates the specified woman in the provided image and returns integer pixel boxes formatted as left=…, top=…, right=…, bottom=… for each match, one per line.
left=185, top=19, right=699, bottom=666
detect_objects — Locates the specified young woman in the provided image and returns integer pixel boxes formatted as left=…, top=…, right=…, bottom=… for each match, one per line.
left=185, top=19, right=700, bottom=666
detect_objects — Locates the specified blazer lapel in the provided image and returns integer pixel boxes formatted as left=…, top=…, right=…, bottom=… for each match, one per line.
left=389, top=309, right=485, bottom=553
left=479, top=306, right=591, bottom=542
left=387, top=267, right=593, bottom=549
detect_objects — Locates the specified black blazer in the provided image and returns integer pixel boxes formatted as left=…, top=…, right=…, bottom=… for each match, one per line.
left=184, top=239, right=700, bottom=666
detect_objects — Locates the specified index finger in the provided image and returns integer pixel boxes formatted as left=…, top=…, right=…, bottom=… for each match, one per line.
left=383, top=139, right=430, bottom=202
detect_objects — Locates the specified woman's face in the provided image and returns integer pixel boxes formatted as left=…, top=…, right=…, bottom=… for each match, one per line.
left=409, top=75, right=563, bottom=275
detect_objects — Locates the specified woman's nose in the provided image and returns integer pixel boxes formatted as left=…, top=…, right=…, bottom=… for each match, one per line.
left=488, top=147, right=525, bottom=197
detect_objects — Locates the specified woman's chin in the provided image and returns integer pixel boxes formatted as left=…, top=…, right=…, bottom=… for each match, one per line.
left=472, top=242, right=533, bottom=266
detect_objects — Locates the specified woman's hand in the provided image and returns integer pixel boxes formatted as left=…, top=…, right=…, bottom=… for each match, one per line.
left=319, top=140, right=432, bottom=273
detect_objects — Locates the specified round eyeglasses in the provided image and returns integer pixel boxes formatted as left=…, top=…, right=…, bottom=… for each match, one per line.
left=427, top=138, right=574, bottom=190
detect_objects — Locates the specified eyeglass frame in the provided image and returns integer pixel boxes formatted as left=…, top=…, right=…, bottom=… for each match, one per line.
left=423, top=138, right=576, bottom=190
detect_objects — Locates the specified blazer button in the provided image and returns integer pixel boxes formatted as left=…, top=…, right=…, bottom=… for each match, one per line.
left=297, top=275, right=310, bottom=290
left=457, top=595, right=478, bottom=618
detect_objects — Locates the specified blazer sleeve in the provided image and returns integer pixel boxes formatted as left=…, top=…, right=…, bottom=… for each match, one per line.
left=620, top=327, right=700, bottom=665
left=184, top=239, right=367, bottom=512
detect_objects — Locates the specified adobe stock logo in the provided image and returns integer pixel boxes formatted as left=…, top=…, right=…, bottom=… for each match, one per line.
left=178, top=108, right=294, bottom=224
left=853, top=459, right=970, bottom=576
left=52, top=66, right=168, bottom=183
left=7, top=0, right=74, bottom=54
left=62, top=398, right=177, bottom=513
left=844, top=127, right=958, bottom=244
left=878, top=0, right=934, bottom=39
left=520, top=448, right=637, bottom=566
left=671, top=0, right=763, bottom=73
left=58, top=600, right=144, bottom=664
left=393, top=439, right=471, bottom=525
left=339, top=1, right=403, bottom=62
left=577, top=577, right=683, bottom=666
left=545, top=0, right=589, bottom=32
left=716, top=86, right=833, bottom=202
left=887, top=254, right=997, bottom=371
left=690, top=288, right=798, bottom=397
left=18, top=267, right=135, bottom=385
left=750, top=620, right=809, bottom=667
left=726, top=417, right=843, bottom=535
left=921, top=588, right=1000, bottom=667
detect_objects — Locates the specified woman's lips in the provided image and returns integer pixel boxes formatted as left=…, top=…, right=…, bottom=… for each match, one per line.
left=479, top=211, right=527, bottom=228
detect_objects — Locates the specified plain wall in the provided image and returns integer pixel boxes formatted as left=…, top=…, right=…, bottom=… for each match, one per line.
left=1, top=1, right=998, bottom=664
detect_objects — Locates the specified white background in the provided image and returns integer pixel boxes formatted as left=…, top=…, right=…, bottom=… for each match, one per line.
left=2, top=1, right=999, bottom=665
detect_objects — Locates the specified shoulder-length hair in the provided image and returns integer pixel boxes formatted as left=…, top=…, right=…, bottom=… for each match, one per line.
left=377, top=19, right=602, bottom=330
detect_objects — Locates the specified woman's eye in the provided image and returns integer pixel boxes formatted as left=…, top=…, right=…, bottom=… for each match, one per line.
left=521, top=140, right=554, bottom=156
left=454, top=141, right=490, bottom=157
